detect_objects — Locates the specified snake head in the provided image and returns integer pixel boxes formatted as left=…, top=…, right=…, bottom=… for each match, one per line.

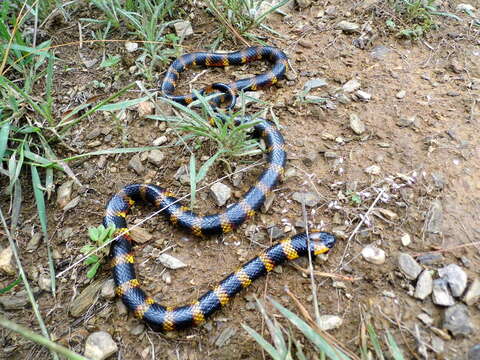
left=309, top=231, right=336, bottom=255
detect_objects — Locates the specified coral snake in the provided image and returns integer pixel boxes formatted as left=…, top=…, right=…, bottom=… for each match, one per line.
left=103, top=46, right=336, bottom=331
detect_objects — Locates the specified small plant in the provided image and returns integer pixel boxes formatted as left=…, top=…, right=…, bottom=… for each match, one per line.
left=244, top=297, right=406, bottom=360
left=81, top=225, right=116, bottom=279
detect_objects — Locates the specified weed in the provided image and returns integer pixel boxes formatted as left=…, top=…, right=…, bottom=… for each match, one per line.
left=81, top=225, right=116, bottom=279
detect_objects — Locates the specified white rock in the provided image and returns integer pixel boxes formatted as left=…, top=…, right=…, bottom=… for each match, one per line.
left=438, top=264, right=468, bottom=297
left=356, top=90, right=372, bottom=101
left=456, top=3, right=475, bottom=12
left=147, top=150, right=165, bottom=166
left=364, top=165, right=381, bottom=175
left=124, top=41, right=138, bottom=52
left=349, top=113, right=365, bottom=135
left=361, top=245, right=386, bottom=265
left=210, top=182, right=232, bottom=207
left=174, top=21, right=193, bottom=37
left=342, top=79, right=361, bottom=93
left=396, top=90, right=406, bottom=99
left=463, top=278, right=480, bottom=305
left=335, top=21, right=360, bottom=33
left=153, top=136, right=168, bottom=146
left=318, top=315, right=343, bottom=331
left=158, top=253, right=187, bottom=269
left=401, top=233, right=411, bottom=246
left=101, top=279, right=116, bottom=299
left=84, top=331, right=118, bottom=360
left=37, top=274, right=51, bottom=292
left=414, top=270, right=433, bottom=300
left=57, top=181, right=74, bottom=209
left=0, top=246, right=15, bottom=275
left=432, top=279, right=455, bottom=306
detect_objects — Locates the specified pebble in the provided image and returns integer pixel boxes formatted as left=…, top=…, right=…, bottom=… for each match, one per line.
left=342, top=79, right=361, bottom=93
left=431, top=336, right=444, bottom=354
left=349, top=113, right=365, bottom=135
left=417, top=313, right=434, bottom=326
left=174, top=21, right=193, bottom=37
left=37, top=274, right=51, bottom=292
left=426, top=199, right=443, bottom=234
left=318, top=315, right=343, bottom=330
left=101, top=279, right=116, bottom=299
left=302, top=151, right=318, bottom=167
left=210, top=182, right=232, bottom=207
left=129, top=324, right=145, bottom=336
left=267, top=226, right=284, bottom=240
left=414, top=270, right=433, bottom=300
left=292, top=192, right=321, bottom=207
left=128, top=155, right=145, bottom=175
left=158, top=253, right=187, bottom=269
left=70, top=281, right=104, bottom=317
left=468, top=344, right=480, bottom=360
left=431, top=172, right=446, bottom=189
left=463, top=278, right=480, bottom=305
left=284, top=167, right=296, bottom=179
left=137, top=101, right=154, bottom=118
left=443, top=304, right=473, bottom=337
left=129, top=226, right=153, bottom=243
left=355, top=90, right=371, bottom=101
left=215, top=327, right=237, bottom=347
left=370, top=45, right=390, bottom=60
left=124, top=41, right=138, bottom=52
left=152, top=136, right=168, bottom=146
left=398, top=253, right=422, bottom=280
left=303, top=78, right=328, bottom=91
left=147, top=150, right=165, bottom=167
left=0, top=246, right=15, bottom=275
left=335, top=21, right=360, bottom=33
left=56, top=181, right=74, bottom=209
left=364, top=165, right=381, bottom=175
left=438, top=264, right=467, bottom=297
left=0, top=291, right=29, bottom=310
left=396, top=116, right=416, bottom=127
left=401, top=233, right=411, bottom=246
left=84, top=331, right=118, bottom=360
left=432, top=279, right=455, bottom=306
left=361, top=244, right=386, bottom=265
left=417, top=253, right=444, bottom=265
left=396, top=90, right=406, bottom=99
left=456, top=3, right=476, bottom=12
left=337, top=94, right=350, bottom=104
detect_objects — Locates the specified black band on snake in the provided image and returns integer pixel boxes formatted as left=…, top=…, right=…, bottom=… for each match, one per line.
left=103, top=46, right=337, bottom=331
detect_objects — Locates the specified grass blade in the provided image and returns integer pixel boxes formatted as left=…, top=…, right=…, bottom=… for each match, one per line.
left=242, top=324, right=282, bottom=360
left=0, top=122, right=9, bottom=161
left=367, top=324, right=385, bottom=360
left=189, top=153, right=196, bottom=208
left=386, top=331, right=405, bottom=360
left=0, top=277, right=21, bottom=294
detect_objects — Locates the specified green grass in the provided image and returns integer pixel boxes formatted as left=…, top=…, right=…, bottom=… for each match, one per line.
left=385, top=0, right=461, bottom=39
left=205, top=0, right=291, bottom=47
left=83, top=0, right=182, bottom=81
left=244, top=297, right=406, bottom=360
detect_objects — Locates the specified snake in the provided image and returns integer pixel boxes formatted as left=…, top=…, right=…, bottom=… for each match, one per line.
left=103, top=46, right=337, bottom=331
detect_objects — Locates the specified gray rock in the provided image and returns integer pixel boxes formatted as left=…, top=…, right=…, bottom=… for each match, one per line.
left=231, top=166, right=245, bottom=187
left=158, top=254, right=187, bottom=270
left=438, top=264, right=467, bottom=297
left=417, top=313, right=433, bottom=326
left=361, top=245, right=386, bottom=265
left=364, top=165, right=381, bottom=175
left=101, top=279, right=115, bottom=299
left=26, top=233, right=42, bottom=252
left=128, top=155, right=144, bottom=175
left=318, top=315, right=343, bottom=331
left=303, top=78, right=328, bottom=91
left=349, top=113, right=365, bottom=135
left=215, top=327, right=237, bottom=347
left=37, top=274, right=51, bottom=292
left=426, top=199, right=443, bottom=234
left=70, top=281, right=103, bottom=317
left=456, top=3, right=476, bottom=12
left=267, top=226, right=284, bottom=240
left=302, top=151, right=318, bottom=167
left=0, top=291, right=29, bottom=310
left=174, top=21, right=193, bottom=37
left=396, top=90, right=406, bottom=99
left=292, top=192, right=320, bottom=207
left=335, top=21, right=360, bottom=33
left=414, top=270, right=433, bottom=300
left=370, top=45, right=390, bottom=60
left=337, top=94, right=351, bottom=104
left=468, top=344, right=480, bottom=360
left=443, top=304, right=473, bottom=337
left=398, top=253, right=422, bottom=280
left=147, top=150, right=165, bottom=166
left=463, top=278, right=480, bottom=305
left=396, top=116, right=416, bottom=127
left=210, top=182, right=232, bottom=206
left=417, top=253, right=444, bottom=265
left=342, top=79, right=361, bottom=93
left=355, top=90, right=371, bottom=101
left=129, top=324, right=145, bottom=336
left=56, top=180, right=74, bottom=209
left=432, top=279, right=455, bottom=306
left=431, top=336, right=444, bottom=354
left=84, top=331, right=118, bottom=360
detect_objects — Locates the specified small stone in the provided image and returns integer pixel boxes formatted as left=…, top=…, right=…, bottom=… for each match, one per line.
left=70, top=281, right=103, bottom=317
left=215, top=327, right=237, bottom=347
left=426, top=199, right=443, bottom=234
left=129, top=324, right=145, bottom=336
left=128, top=155, right=144, bottom=175
left=57, top=181, right=73, bottom=209
left=137, top=101, right=154, bottom=118
left=101, top=279, right=115, bottom=299
left=342, top=79, right=361, bottom=93
left=302, top=151, right=318, bottom=167
left=431, top=336, right=444, bottom=354
left=355, top=90, right=371, bottom=101
left=162, top=272, right=172, bottom=285
left=37, top=274, right=51, bottom=292
left=174, top=21, right=193, bottom=37
left=349, top=113, right=365, bottom=135
left=361, top=244, right=386, bottom=265
left=431, top=172, right=446, bottom=189
left=468, top=344, right=480, bottom=360
left=0, top=246, right=15, bottom=275
left=397, top=116, right=416, bottom=127
left=27, top=233, right=42, bottom=252
left=401, top=233, right=411, bottom=246
left=438, top=264, right=467, bottom=297
left=417, top=313, right=434, bottom=326
left=432, top=279, right=455, bottom=306
left=377, top=208, right=397, bottom=220
left=456, top=3, right=476, bottom=12
left=210, top=182, right=232, bottom=207
left=284, top=168, right=296, bottom=179
left=267, top=226, right=284, bottom=240
left=335, top=21, right=360, bottom=33
left=318, top=315, right=343, bottom=330
left=398, top=253, right=422, bottom=280
left=414, top=270, right=433, bottom=300
left=417, top=253, right=444, bottom=265
left=124, top=42, right=138, bottom=52
left=129, top=226, right=153, bottom=244
left=364, top=165, right=381, bottom=175
left=116, top=299, right=128, bottom=315
left=84, top=331, right=118, bottom=360
left=324, top=151, right=338, bottom=159
left=292, top=192, right=320, bottom=207
left=0, top=291, right=29, bottom=310
left=158, top=254, right=187, bottom=269
left=337, top=94, right=350, bottom=104
left=370, top=45, right=390, bottom=60
left=443, top=304, right=473, bottom=337
left=147, top=150, right=165, bottom=166
left=298, top=39, right=313, bottom=48
left=303, top=78, right=328, bottom=91
left=152, top=136, right=168, bottom=146
left=463, top=278, right=480, bottom=305
left=396, top=90, right=406, bottom=99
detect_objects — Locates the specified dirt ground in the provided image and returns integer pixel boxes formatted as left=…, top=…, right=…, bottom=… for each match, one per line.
left=1, top=0, right=480, bottom=359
